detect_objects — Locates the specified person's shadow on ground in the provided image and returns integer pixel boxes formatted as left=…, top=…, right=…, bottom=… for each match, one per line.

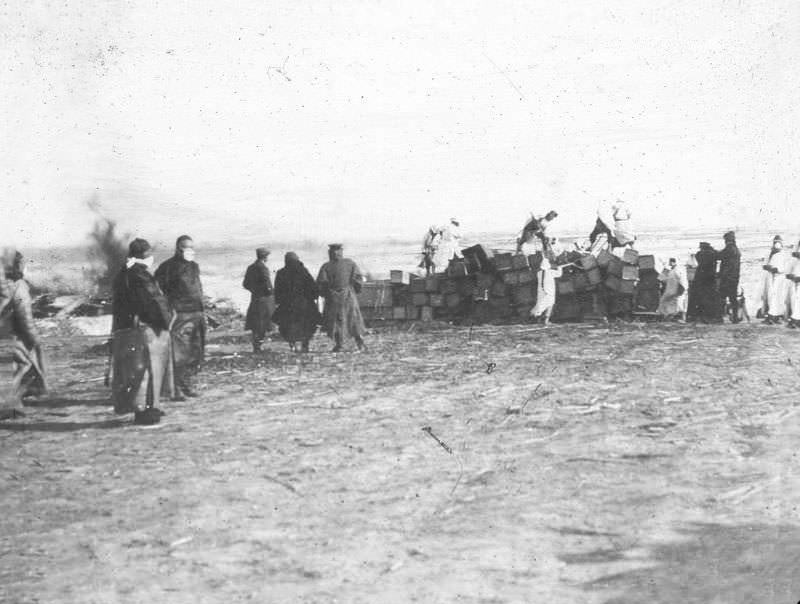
left=0, top=396, right=129, bottom=431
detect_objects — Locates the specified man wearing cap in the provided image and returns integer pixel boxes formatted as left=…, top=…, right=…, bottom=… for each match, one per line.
left=155, top=235, right=205, bottom=399
left=717, top=231, right=741, bottom=323
left=316, top=244, right=367, bottom=352
left=689, top=242, right=720, bottom=323
left=763, top=235, right=791, bottom=324
left=110, top=238, right=173, bottom=423
left=243, top=248, right=275, bottom=352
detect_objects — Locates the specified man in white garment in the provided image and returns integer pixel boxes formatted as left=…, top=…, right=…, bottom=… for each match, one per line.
left=764, top=236, right=791, bottom=324
left=657, top=258, right=688, bottom=321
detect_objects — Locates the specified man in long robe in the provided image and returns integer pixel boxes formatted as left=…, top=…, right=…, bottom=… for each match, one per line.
left=717, top=231, right=741, bottom=323
left=764, top=237, right=791, bottom=324
left=155, top=235, right=205, bottom=399
left=243, top=247, right=275, bottom=352
left=273, top=252, right=321, bottom=352
left=611, top=199, right=636, bottom=247
left=419, top=225, right=443, bottom=275
left=316, top=244, right=367, bottom=352
left=111, top=239, right=173, bottom=422
left=432, top=218, right=462, bottom=271
left=657, top=258, right=687, bottom=320
left=690, top=242, right=720, bottom=323
left=0, top=248, right=47, bottom=420
left=786, top=239, right=800, bottom=328
left=757, top=235, right=783, bottom=318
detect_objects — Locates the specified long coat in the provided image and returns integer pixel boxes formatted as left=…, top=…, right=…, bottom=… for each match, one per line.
left=316, top=258, right=366, bottom=341
left=243, top=260, right=275, bottom=335
left=273, top=261, right=321, bottom=342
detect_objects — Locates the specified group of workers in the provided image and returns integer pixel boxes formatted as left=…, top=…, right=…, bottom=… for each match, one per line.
left=0, top=238, right=368, bottom=424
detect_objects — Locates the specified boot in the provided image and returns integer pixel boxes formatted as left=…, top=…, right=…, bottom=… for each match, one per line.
left=355, top=337, right=367, bottom=352
left=300, top=340, right=310, bottom=353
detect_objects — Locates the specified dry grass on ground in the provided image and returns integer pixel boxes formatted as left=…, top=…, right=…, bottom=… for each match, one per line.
left=2, top=321, right=800, bottom=603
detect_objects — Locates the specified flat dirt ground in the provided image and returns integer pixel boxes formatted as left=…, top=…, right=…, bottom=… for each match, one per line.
left=2, top=320, right=800, bottom=604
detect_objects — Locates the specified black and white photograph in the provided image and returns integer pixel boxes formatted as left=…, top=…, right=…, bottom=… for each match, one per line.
left=1, top=1, right=799, bottom=602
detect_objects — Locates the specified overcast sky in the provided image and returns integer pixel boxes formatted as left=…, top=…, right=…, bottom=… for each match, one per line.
left=1, top=0, right=798, bottom=248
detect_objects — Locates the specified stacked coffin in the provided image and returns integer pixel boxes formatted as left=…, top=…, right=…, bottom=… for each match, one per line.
left=363, top=244, right=660, bottom=325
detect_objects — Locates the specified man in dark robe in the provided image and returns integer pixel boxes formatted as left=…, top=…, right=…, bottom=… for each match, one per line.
left=243, top=247, right=275, bottom=352
left=690, top=242, right=720, bottom=323
left=316, top=244, right=367, bottom=353
left=155, top=235, right=205, bottom=399
left=717, top=231, right=741, bottom=323
left=0, top=248, right=46, bottom=420
left=111, top=238, right=173, bottom=423
left=273, top=252, right=321, bottom=353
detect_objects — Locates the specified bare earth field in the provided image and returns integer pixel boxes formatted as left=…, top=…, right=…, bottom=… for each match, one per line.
left=2, top=320, right=800, bottom=604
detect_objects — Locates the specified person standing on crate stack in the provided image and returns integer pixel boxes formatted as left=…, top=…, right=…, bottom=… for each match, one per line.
left=432, top=218, right=462, bottom=272
left=611, top=199, right=636, bottom=248
left=517, top=210, right=558, bottom=256
left=316, top=244, right=367, bottom=353
left=717, top=231, right=741, bottom=323
left=243, top=247, right=276, bottom=352
left=155, top=235, right=206, bottom=400
left=419, top=225, right=443, bottom=275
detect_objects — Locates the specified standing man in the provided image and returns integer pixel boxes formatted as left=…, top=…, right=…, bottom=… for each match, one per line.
left=657, top=258, right=688, bottom=321
left=316, top=243, right=367, bottom=353
left=243, top=247, right=275, bottom=352
left=691, top=242, right=720, bottom=323
left=155, top=235, right=205, bottom=400
left=717, top=231, right=741, bottom=323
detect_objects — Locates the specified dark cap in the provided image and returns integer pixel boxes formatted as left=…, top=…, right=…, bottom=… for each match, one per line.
left=328, top=243, right=343, bottom=250
left=128, top=238, right=152, bottom=259
left=774, top=235, right=783, bottom=243
left=256, top=247, right=270, bottom=258
left=724, top=230, right=736, bottom=242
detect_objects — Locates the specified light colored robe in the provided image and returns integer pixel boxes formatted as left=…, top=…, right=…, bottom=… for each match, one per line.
left=531, top=265, right=562, bottom=317
left=657, top=267, right=688, bottom=316
left=766, top=249, right=791, bottom=319
left=787, top=255, right=800, bottom=321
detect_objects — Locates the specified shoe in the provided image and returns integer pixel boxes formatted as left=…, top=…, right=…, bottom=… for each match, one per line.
left=356, top=340, right=367, bottom=353
left=331, top=345, right=342, bottom=353
left=134, top=407, right=162, bottom=425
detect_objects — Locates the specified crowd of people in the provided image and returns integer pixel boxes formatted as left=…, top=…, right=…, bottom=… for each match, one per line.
left=2, top=215, right=800, bottom=425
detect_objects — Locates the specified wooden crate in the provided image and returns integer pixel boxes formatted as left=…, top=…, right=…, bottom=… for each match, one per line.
left=429, top=293, right=445, bottom=307
left=512, top=284, right=536, bottom=305
left=447, top=260, right=469, bottom=278
left=487, top=296, right=513, bottom=318
left=608, top=295, right=633, bottom=316
left=476, top=273, right=495, bottom=289
left=586, top=267, right=603, bottom=286
left=406, top=305, right=419, bottom=320
left=620, top=279, right=636, bottom=295
left=556, top=278, right=575, bottom=295
left=517, top=268, right=535, bottom=284
left=472, top=285, right=489, bottom=300
left=411, top=292, right=429, bottom=306
left=578, top=254, right=598, bottom=271
left=503, top=272, right=520, bottom=285
left=572, top=272, right=590, bottom=292
left=446, top=292, right=462, bottom=308
left=390, top=270, right=410, bottom=285
left=607, top=256, right=624, bottom=277
left=490, top=280, right=508, bottom=298
left=638, top=270, right=660, bottom=289
left=392, top=306, right=407, bottom=320
left=458, top=277, right=477, bottom=296
left=554, top=295, right=581, bottom=321
left=439, top=278, right=458, bottom=295
left=622, top=248, right=639, bottom=265
left=493, top=253, right=514, bottom=272
left=357, top=281, right=392, bottom=307
left=461, top=244, right=494, bottom=273
left=638, top=255, right=655, bottom=271
left=409, top=278, right=426, bottom=293
left=634, top=288, right=660, bottom=312
left=511, top=253, right=530, bottom=270
left=420, top=306, right=434, bottom=322
left=597, top=249, right=614, bottom=268
left=424, top=276, right=440, bottom=293
left=605, top=275, right=623, bottom=292
left=622, top=265, right=638, bottom=280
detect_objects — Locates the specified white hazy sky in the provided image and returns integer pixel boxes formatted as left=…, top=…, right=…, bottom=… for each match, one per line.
left=1, top=0, right=798, bottom=248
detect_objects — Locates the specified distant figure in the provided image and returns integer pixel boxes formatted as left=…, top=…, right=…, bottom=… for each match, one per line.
left=273, top=252, right=321, bottom=353
left=155, top=235, right=205, bottom=399
left=0, top=248, right=47, bottom=420
left=611, top=199, right=636, bottom=247
left=110, top=239, right=173, bottom=423
left=517, top=210, right=558, bottom=254
left=717, top=231, right=741, bottom=323
left=756, top=235, right=784, bottom=318
left=432, top=218, right=462, bottom=270
left=316, top=243, right=367, bottom=352
left=419, top=225, right=443, bottom=275
left=786, top=239, right=800, bottom=328
left=763, top=237, right=791, bottom=324
left=530, top=257, right=561, bottom=324
left=243, top=248, right=275, bottom=353
left=588, top=200, right=616, bottom=252
left=689, top=242, right=720, bottom=323
left=657, top=258, right=687, bottom=321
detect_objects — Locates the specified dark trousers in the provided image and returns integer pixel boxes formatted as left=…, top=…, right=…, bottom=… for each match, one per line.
left=720, top=286, right=740, bottom=322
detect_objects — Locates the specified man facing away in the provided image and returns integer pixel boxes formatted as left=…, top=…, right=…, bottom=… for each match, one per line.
left=316, top=243, right=367, bottom=353
left=155, top=235, right=205, bottom=400
left=717, top=231, right=741, bottom=323
left=243, top=247, right=275, bottom=352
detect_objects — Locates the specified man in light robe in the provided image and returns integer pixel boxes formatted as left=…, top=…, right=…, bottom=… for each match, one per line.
left=0, top=248, right=47, bottom=420
left=764, top=237, right=791, bottom=324
left=757, top=235, right=783, bottom=318
left=611, top=199, right=636, bottom=247
left=155, top=235, right=205, bottom=400
left=657, top=258, right=687, bottom=321
left=243, top=248, right=275, bottom=352
left=432, top=218, right=462, bottom=270
left=786, top=239, right=800, bottom=329
left=530, top=257, right=561, bottom=324
left=316, top=244, right=367, bottom=352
